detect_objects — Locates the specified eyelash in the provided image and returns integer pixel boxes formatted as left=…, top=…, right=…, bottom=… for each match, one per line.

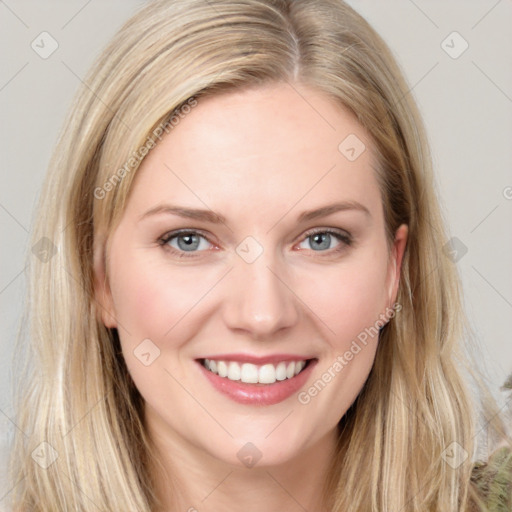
left=157, top=228, right=353, bottom=259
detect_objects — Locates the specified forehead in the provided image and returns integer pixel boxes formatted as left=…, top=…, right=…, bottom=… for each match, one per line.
left=126, top=82, right=381, bottom=220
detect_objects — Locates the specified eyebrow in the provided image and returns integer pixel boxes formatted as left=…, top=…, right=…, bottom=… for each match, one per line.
left=138, top=200, right=371, bottom=224
left=296, top=201, right=371, bottom=222
left=138, top=204, right=227, bottom=224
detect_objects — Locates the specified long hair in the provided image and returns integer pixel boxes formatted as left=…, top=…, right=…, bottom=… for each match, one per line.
left=7, top=0, right=510, bottom=510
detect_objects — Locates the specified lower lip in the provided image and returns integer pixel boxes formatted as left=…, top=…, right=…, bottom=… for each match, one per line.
left=196, top=359, right=318, bottom=406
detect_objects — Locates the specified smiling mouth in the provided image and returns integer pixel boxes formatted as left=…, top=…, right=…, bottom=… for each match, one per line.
left=198, top=358, right=316, bottom=385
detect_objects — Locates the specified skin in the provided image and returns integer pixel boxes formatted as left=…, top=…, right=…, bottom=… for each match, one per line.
left=94, top=82, right=408, bottom=511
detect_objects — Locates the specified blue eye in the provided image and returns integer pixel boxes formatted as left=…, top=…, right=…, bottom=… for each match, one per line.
left=158, top=228, right=352, bottom=258
left=159, top=231, right=213, bottom=254
left=297, top=229, right=352, bottom=252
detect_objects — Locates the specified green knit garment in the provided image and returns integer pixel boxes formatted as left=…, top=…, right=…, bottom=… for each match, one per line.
left=470, top=445, right=512, bottom=511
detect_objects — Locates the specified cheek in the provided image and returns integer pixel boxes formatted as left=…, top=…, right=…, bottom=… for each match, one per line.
left=108, top=252, right=200, bottom=344
left=294, top=255, right=388, bottom=417
left=110, top=241, right=390, bottom=349
left=298, top=253, right=390, bottom=344
left=107, top=254, right=209, bottom=394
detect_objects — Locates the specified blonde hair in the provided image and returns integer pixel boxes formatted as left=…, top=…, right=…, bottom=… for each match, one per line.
left=7, top=0, right=510, bottom=510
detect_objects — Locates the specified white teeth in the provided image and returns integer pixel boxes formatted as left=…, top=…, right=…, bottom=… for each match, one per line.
left=227, top=361, right=241, bottom=381
left=275, top=362, right=287, bottom=381
left=240, top=363, right=259, bottom=383
left=286, top=362, right=295, bottom=379
left=202, top=358, right=309, bottom=384
left=217, top=360, right=228, bottom=377
left=259, top=364, right=276, bottom=384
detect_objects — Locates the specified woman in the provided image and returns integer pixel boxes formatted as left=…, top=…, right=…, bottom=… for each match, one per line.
left=7, top=0, right=511, bottom=510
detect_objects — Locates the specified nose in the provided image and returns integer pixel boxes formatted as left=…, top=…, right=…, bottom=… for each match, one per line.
left=221, top=252, right=300, bottom=339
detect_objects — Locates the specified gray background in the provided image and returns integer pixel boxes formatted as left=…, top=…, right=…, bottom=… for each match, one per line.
left=1, top=0, right=511, bottom=503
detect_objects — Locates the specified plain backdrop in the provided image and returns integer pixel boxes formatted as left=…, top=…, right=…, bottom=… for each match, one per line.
left=1, top=0, right=511, bottom=503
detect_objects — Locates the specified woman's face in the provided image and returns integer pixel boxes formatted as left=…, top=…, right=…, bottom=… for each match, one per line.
left=94, top=82, right=407, bottom=469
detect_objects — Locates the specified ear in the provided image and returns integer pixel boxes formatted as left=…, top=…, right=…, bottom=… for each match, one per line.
left=92, top=234, right=118, bottom=328
left=386, top=224, right=408, bottom=306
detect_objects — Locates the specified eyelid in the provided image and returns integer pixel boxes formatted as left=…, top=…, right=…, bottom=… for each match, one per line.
left=294, top=227, right=353, bottom=253
left=158, top=226, right=353, bottom=257
left=299, top=226, right=352, bottom=243
left=158, top=229, right=217, bottom=250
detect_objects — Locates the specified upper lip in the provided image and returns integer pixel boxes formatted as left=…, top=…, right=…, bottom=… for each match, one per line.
left=196, top=353, right=316, bottom=365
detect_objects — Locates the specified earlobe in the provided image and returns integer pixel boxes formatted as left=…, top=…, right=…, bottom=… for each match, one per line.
left=388, top=224, right=408, bottom=306
left=92, top=236, right=118, bottom=329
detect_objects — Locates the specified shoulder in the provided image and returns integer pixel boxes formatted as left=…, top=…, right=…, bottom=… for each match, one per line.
left=470, top=444, right=512, bottom=511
